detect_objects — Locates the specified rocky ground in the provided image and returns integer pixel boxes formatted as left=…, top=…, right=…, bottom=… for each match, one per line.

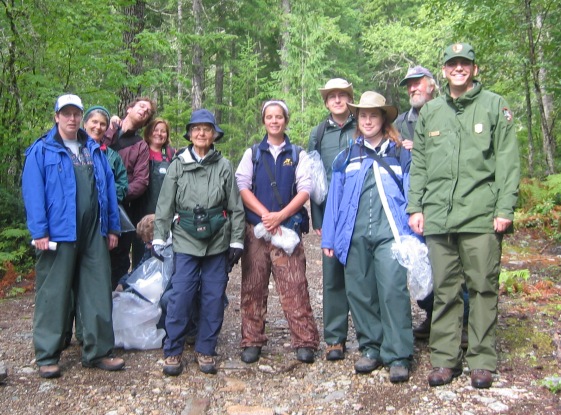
left=1, top=230, right=560, bottom=414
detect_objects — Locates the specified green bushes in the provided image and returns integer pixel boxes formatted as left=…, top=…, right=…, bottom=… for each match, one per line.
left=0, top=186, right=34, bottom=284
left=516, top=174, right=561, bottom=237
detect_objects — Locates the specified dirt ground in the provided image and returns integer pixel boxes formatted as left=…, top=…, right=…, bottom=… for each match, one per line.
left=0, top=229, right=560, bottom=414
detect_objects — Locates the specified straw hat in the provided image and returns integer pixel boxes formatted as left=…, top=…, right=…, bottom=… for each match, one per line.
left=346, top=91, right=398, bottom=123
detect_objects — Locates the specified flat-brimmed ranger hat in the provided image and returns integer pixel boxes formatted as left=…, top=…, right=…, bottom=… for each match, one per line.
left=184, top=109, right=224, bottom=141
left=319, top=78, right=354, bottom=101
left=399, top=66, right=434, bottom=86
left=346, top=91, right=398, bottom=123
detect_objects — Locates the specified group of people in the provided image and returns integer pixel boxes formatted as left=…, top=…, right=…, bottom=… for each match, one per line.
left=22, top=42, right=519, bottom=389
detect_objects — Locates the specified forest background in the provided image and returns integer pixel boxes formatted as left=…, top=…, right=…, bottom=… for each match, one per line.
left=0, top=0, right=560, bottom=281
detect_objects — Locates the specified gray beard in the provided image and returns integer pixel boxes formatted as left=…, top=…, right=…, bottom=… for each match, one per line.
left=409, top=95, right=429, bottom=109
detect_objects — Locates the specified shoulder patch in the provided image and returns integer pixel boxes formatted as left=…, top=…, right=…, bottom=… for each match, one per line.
left=502, top=107, right=513, bottom=122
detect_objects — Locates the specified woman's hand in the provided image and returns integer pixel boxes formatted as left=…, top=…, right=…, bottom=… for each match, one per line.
left=261, top=211, right=286, bottom=234
left=33, top=237, right=50, bottom=251
left=107, top=234, right=119, bottom=250
left=322, top=248, right=334, bottom=257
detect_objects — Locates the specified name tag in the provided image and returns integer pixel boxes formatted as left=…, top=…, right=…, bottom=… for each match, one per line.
left=474, top=123, right=483, bottom=134
left=429, top=131, right=440, bottom=137
left=159, top=167, right=167, bottom=174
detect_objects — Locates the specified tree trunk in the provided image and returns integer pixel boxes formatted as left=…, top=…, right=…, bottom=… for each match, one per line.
left=279, top=0, right=291, bottom=95
left=1, top=0, right=23, bottom=188
left=523, top=62, right=535, bottom=177
left=177, top=0, right=183, bottom=102
left=215, top=61, right=224, bottom=124
left=191, top=0, right=204, bottom=110
left=119, top=1, right=146, bottom=115
left=524, top=0, right=555, bottom=173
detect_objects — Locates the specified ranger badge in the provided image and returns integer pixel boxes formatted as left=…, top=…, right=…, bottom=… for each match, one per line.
left=502, top=107, right=513, bottom=122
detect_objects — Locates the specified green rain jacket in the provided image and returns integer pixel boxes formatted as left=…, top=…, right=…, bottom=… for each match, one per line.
left=153, top=145, right=245, bottom=256
left=407, top=81, right=520, bottom=235
left=308, top=115, right=356, bottom=230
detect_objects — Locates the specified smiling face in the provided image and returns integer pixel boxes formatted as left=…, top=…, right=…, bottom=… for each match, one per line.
left=55, top=106, right=83, bottom=139
left=189, top=123, right=215, bottom=156
left=443, top=58, right=478, bottom=98
left=149, top=122, right=168, bottom=150
left=263, top=104, right=287, bottom=140
left=358, top=108, right=384, bottom=144
left=84, top=112, right=108, bottom=142
left=325, top=90, right=352, bottom=118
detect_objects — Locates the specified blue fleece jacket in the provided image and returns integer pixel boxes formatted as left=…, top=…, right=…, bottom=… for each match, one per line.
left=321, top=138, right=418, bottom=265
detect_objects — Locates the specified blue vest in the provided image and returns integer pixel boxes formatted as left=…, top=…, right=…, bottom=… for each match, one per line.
left=246, top=135, right=299, bottom=226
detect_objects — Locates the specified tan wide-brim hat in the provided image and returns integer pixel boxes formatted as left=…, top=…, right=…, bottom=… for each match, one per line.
left=319, top=78, right=354, bottom=101
left=346, top=91, right=398, bottom=123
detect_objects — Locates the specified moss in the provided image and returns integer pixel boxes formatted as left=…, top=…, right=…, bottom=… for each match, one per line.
left=499, top=317, right=555, bottom=359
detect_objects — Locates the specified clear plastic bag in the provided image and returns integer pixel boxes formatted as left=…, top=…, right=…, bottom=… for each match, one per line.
left=305, top=151, right=328, bottom=205
left=125, top=245, right=173, bottom=304
left=112, top=292, right=166, bottom=350
left=391, top=235, right=433, bottom=300
left=253, top=223, right=300, bottom=255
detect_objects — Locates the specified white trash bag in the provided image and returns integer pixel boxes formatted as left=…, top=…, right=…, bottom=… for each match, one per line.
left=112, top=292, right=166, bottom=350
left=125, top=246, right=173, bottom=304
left=305, top=150, right=328, bottom=204
left=391, top=235, right=433, bottom=301
left=254, top=223, right=300, bottom=255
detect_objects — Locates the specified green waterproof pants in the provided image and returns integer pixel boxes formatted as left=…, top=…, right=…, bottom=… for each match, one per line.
left=34, top=238, right=115, bottom=365
left=322, top=252, right=349, bottom=345
left=344, top=170, right=413, bottom=365
left=426, top=233, right=502, bottom=371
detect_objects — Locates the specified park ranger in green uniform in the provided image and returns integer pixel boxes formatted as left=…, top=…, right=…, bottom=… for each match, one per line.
left=308, top=78, right=356, bottom=361
left=407, top=43, right=520, bottom=389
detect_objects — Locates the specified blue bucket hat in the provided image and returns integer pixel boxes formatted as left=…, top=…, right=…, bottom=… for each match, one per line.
left=184, top=109, right=224, bottom=141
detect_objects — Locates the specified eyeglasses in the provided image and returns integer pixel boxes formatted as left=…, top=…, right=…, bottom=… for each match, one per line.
left=191, top=125, right=213, bottom=134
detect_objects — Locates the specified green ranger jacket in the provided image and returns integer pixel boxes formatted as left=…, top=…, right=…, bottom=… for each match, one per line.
left=153, top=146, right=245, bottom=256
left=407, top=82, right=520, bottom=235
left=308, top=115, right=356, bottom=230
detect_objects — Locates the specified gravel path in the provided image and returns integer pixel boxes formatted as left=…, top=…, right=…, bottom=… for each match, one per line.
left=0, top=231, right=558, bottom=414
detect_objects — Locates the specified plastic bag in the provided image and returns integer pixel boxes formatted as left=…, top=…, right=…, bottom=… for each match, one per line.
left=254, top=223, right=300, bottom=255
left=112, top=292, right=166, bottom=350
left=305, top=151, right=328, bottom=205
left=391, top=235, right=433, bottom=300
left=125, top=245, right=173, bottom=304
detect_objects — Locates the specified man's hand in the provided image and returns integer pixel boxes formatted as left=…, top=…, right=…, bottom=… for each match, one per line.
left=409, top=212, right=424, bottom=235
left=322, top=248, right=334, bottom=257
left=494, top=217, right=512, bottom=233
